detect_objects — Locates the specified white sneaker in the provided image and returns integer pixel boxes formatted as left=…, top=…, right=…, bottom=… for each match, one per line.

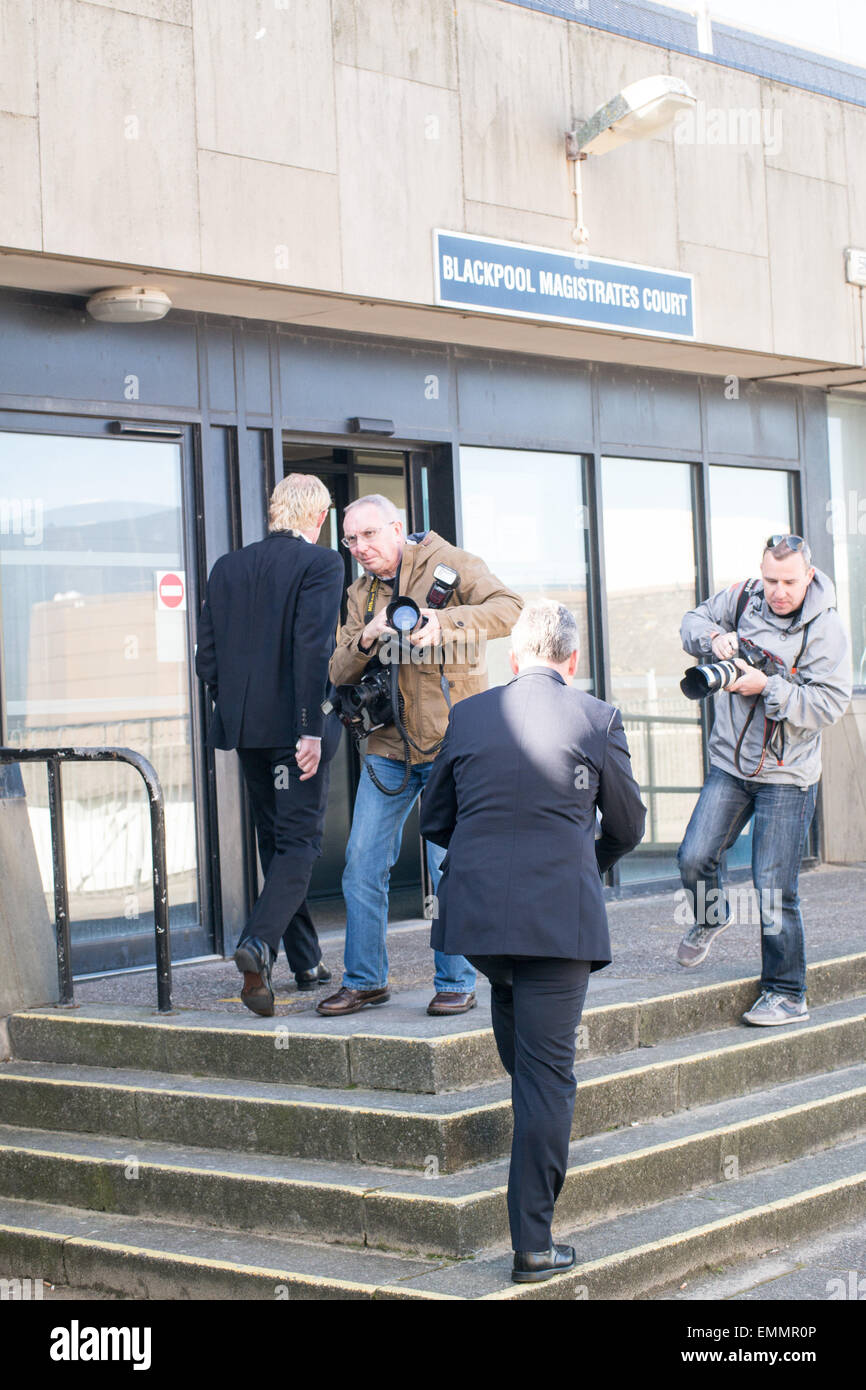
left=742, top=990, right=809, bottom=1027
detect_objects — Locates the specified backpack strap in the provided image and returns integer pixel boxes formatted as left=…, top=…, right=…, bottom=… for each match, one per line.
left=734, top=577, right=760, bottom=630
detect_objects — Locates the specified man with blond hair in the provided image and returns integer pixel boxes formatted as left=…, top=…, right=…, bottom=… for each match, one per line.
left=196, top=474, right=344, bottom=1015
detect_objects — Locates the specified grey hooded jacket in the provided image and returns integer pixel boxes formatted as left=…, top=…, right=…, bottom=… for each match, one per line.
left=680, top=568, right=852, bottom=788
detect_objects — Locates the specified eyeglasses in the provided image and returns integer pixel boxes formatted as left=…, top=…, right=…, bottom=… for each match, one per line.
left=765, top=534, right=806, bottom=552
left=341, top=523, right=395, bottom=550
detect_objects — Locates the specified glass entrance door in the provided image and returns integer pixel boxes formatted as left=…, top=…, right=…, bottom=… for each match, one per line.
left=0, top=428, right=205, bottom=973
left=600, top=457, right=703, bottom=882
left=281, top=444, right=420, bottom=911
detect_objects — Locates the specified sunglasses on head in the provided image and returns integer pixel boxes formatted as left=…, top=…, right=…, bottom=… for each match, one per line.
left=765, top=534, right=806, bottom=552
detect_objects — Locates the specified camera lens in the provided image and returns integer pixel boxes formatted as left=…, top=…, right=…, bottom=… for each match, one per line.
left=680, top=658, right=741, bottom=700
left=386, top=597, right=422, bottom=633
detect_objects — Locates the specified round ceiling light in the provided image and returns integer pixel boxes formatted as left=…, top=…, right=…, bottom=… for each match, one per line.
left=86, top=286, right=172, bottom=323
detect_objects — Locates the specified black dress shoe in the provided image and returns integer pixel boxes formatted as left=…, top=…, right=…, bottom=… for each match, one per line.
left=512, top=1245, right=576, bottom=1283
left=233, top=936, right=276, bottom=1017
left=295, top=961, right=332, bottom=991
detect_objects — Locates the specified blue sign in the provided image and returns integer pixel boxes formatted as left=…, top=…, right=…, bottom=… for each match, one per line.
left=434, top=230, right=695, bottom=341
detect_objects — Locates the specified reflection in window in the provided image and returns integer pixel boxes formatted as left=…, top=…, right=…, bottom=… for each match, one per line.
left=709, top=465, right=791, bottom=593
left=601, top=457, right=702, bottom=881
left=459, top=447, right=592, bottom=691
left=0, top=432, right=199, bottom=971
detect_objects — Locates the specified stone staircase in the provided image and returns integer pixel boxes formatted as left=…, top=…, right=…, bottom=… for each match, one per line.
left=1, top=951, right=866, bottom=1300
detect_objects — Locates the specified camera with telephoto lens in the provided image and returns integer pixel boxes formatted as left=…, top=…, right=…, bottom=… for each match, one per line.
left=680, top=637, right=782, bottom=701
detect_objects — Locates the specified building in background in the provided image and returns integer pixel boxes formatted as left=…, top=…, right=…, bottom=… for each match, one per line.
left=1, top=0, right=865, bottom=973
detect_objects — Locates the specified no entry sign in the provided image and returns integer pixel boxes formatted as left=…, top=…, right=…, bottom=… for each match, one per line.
left=155, top=570, right=186, bottom=611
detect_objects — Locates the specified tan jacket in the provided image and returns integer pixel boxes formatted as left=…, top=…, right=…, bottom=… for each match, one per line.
left=329, top=531, right=524, bottom=764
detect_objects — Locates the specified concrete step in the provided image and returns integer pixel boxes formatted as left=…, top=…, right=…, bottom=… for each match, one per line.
left=2, top=1134, right=866, bottom=1300
left=2, top=996, right=865, bottom=1172
left=0, top=1062, right=864, bottom=1256
left=9, top=950, right=866, bottom=1094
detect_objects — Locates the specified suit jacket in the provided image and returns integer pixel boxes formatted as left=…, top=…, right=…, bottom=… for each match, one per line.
left=195, top=532, right=345, bottom=751
left=419, top=666, right=647, bottom=968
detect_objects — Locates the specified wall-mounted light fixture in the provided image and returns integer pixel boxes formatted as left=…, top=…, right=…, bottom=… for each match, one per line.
left=565, top=76, right=696, bottom=246
left=86, top=286, right=172, bottom=323
left=348, top=417, right=395, bottom=435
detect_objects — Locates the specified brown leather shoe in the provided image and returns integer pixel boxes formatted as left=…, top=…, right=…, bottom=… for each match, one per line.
left=427, top=991, right=477, bottom=1016
left=316, top=985, right=391, bottom=1017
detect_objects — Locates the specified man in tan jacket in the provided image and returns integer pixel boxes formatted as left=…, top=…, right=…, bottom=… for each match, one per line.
left=317, top=495, right=523, bottom=1017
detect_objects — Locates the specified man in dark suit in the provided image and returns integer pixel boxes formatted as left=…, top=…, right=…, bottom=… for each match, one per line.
left=420, top=599, right=646, bottom=1283
left=196, top=474, right=345, bottom=1017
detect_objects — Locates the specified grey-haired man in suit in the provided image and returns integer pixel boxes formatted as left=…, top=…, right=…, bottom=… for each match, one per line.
left=420, top=600, right=646, bottom=1283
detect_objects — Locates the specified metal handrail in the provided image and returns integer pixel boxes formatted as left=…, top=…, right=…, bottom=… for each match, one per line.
left=0, top=747, right=172, bottom=1012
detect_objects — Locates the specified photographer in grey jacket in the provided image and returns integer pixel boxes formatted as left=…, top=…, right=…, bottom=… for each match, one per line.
left=676, top=535, right=852, bottom=1026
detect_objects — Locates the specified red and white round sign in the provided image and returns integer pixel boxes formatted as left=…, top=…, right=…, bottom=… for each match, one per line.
left=156, top=571, right=186, bottom=611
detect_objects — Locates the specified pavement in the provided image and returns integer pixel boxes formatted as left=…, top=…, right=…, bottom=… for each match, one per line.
left=72, top=861, right=866, bottom=1017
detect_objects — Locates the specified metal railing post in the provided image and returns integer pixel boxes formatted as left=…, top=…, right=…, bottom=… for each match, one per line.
left=46, top=757, right=74, bottom=1006
left=0, top=747, right=173, bottom=1012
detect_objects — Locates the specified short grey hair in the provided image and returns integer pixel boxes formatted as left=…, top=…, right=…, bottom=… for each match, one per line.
left=511, top=600, right=579, bottom=664
left=343, top=494, right=400, bottom=524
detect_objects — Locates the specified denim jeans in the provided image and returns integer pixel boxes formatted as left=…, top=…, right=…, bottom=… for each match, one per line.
left=677, top=765, right=818, bottom=998
left=341, top=754, right=477, bottom=993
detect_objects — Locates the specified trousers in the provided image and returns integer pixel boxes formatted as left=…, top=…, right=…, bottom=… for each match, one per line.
left=236, top=745, right=330, bottom=968
left=467, top=954, right=592, bottom=1251
left=677, top=765, right=818, bottom=997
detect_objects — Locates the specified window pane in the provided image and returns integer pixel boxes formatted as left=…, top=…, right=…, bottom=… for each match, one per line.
left=827, top=399, right=866, bottom=687
left=601, top=457, right=702, bottom=881
left=0, top=431, right=200, bottom=971
left=709, top=465, right=792, bottom=593
left=459, top=447, right=592, bottom=691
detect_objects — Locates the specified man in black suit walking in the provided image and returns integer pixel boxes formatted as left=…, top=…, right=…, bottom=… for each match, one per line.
left=196, top=474, right=345, bottom=1016
left=420, top=599, right=646, bottom=1283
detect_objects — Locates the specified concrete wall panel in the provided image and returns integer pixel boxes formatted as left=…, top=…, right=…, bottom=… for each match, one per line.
left=36, top=0, right=199, bottom=269
left=192, top=0, right=337, bottom=173
left=199, top=151, right=341, bottom=291
left=458, top=0, right=571, bottom=218
left=766, top=168, right=854, bottom=364
left=0, top=112, right=41, bottom=250
left=669, top=57, right=769, bottom=259
left=336, top=66, right=462, bottom=302
left=333, top=0, right=456, bottom=89
left=678, top=243, right=773, bottom=353
left=0, top=0, right=37, bottom=116
left=843, top=104, right=866, bottom=248
left=760, top=82, right=846, bottom=186
left=84, top=1, right=190, bottom=20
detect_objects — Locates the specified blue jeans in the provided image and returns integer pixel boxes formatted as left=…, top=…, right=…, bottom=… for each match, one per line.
left=677, top=765, right=818, bottom=998
left=341, top=754, right=477, bottom=994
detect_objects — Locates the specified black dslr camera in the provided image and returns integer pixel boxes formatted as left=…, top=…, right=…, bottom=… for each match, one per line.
left=324, top=662, right=394, bottom=735
left=680, top=637, right=785, bottom=701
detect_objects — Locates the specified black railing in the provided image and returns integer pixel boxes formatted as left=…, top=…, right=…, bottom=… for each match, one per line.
left=0, top=747, right=172, bottom=1012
